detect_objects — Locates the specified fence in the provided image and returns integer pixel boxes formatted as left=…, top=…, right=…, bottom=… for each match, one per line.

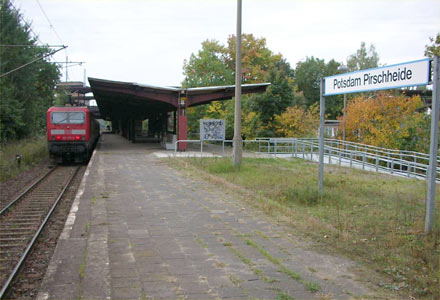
left=174, top=138, right=439, bottom=181
left=174, top=139, right=271, bottom=156
left=256, top=138, right=439, bottom=181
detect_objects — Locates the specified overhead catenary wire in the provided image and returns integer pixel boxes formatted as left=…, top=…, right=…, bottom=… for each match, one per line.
left=33, top=0, right=78, bottom=81
left=8, top=1, right=44, bottom=45
left=0, top=44, right=66, bottom=48
left=0, top=45, right=67, bottom=78
left=35, top=0, right=64, bottom=46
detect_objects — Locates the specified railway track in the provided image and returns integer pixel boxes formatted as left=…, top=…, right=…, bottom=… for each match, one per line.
left=0, top=165, right=81, bottom=299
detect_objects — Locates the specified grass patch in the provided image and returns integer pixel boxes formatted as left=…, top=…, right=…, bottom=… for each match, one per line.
left=305, top=281, right=320, bottom=293
left=224, top=241, right=281, bottom=288
left=276, top=292, right=295, bottom=300
left=245, top=238, right=319, bottom=292
left=0, top=136, right=48, bottom=181
left=78, top=240, right=88, bottom=299
left=228, top=274, right=243, bottom=287
left=175, top=157, right=440, bottom=299
left=227, top=245, right=253, bottom=266
left=194, top=235, right=207, bottom=249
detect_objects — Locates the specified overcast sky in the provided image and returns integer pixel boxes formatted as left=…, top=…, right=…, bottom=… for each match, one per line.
left=13, top=0, right=440, bottom=87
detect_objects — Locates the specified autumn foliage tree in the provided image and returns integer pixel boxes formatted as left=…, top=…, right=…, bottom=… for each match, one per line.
left=340, top=92, right=429, bottom=152
left=274, top=104, right=319, bottom=138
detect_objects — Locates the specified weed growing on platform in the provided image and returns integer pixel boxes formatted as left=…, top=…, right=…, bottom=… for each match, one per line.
left=276, top=292, right=295, bottom=300
left=244, top=238, right=319, bottom=292
left=176, top=157, right=440, bottom=299
left=194, top=235, right=207, bottom=249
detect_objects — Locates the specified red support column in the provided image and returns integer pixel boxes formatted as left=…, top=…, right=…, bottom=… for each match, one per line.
left=177, top=95, right=188, bottom=151
left=178, top=115, right=187, bottom=151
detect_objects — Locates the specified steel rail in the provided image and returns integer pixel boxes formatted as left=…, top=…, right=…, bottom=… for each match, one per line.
left=0, top=166, right=57, bottom=216
left=0, top=166, right=80, bottom=299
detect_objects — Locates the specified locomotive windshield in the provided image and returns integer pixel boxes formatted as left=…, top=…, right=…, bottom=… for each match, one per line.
left=51, top=112, right=85, bottom=124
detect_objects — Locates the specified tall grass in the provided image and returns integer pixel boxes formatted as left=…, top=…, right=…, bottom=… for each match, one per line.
left=0, top=136, right=48, bottom=181
left=179, top=157, right=439, bottom=299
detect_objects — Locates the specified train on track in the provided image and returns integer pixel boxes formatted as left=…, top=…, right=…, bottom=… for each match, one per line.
left=47, top=106, right=100, bottom=163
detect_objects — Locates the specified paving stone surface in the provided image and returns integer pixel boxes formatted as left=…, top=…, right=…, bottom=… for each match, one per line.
left=37, top=134, right=374, bottom=300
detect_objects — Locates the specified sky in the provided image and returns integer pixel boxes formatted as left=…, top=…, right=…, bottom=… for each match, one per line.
left=12, top=0, right=440, bottom=87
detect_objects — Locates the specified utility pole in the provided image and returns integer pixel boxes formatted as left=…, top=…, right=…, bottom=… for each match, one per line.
left=52, top=57, right=85, bottom=82
left=66, top=56, right=68, bottom=82
left=232, top=0, right=243, bottom=166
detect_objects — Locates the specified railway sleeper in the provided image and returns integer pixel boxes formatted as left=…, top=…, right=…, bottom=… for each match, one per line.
left=0, top=241, right=27, bottom=246
left=12, top=214, right=44, bottom=217
left=0, top=256, right=19, bottom=263
left=0, top=227, right=36, bottom=232
left=0, top=244, right=25, bottom=249
left=0, top=237, right=27, bottom=242
left=0, top=231, right=33, bottom=237
left=2, top=218, right=41, bottom=223
left=1, top=222, right=39, bottom=227
left=15, top=211, right=46, bottom=215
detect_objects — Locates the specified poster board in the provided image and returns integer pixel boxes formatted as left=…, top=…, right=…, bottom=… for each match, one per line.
left=200, top=119, right=226, bottom=141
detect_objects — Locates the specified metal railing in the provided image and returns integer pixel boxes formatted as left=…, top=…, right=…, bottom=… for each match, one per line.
left=256, top=138, right=439, bottom=180
left=172, top=138, right=438, bottom=180
left=174, top=139, right=271, bottom=156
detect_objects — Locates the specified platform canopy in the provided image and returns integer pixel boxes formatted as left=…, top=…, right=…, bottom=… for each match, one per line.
left=88, top=77, right=270, bottom=121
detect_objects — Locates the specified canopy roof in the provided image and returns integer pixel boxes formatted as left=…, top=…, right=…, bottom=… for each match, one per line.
left=88, top=77, right=269, bottom=120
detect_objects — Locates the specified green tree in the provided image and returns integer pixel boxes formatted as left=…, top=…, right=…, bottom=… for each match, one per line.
left=294, top=56, right=342, bottom=118
left=182, top=39, right=233, bottom=138
left=425, top=33, right=440, bottom=57
left=226, top=34, right=281, bottom=84
left=182, top=39, right=234, bottom=88
left=0, top=0, right=60, bottom=142
left=248, top=60, right=303, bottom=136
left=347, top=42, right=379, bottom=71
left=182, top=34, right=297, bottom=138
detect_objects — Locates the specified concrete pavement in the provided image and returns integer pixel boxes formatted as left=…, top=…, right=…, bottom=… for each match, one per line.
left=37, top=134, right=373, bottom=300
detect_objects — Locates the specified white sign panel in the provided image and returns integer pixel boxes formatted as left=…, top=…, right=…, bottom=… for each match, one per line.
left=200, top=119, right=226, bottom=141
left=324, top=58, right=430, bottom=96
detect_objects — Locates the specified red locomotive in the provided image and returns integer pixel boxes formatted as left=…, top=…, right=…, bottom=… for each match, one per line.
left=47, top=106, right=100, bottom=163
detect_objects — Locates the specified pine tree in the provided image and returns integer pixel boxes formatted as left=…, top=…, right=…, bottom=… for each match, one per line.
left=0, top=0, right=60, bottom=142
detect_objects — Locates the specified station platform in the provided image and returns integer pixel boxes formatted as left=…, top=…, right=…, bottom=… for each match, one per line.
left=37, top=134, right=373, bottom=300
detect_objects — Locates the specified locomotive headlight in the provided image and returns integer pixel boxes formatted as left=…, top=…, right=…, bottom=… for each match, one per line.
left=55, top=136, right=62, bottom=140
left=75, top=136, right=81, bottom=140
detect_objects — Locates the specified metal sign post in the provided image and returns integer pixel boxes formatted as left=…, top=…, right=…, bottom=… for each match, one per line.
left=426, top=56, right=439, bottom=234
left=318, top=78, right=325, bottom=196
left=320, top=57, right=437, bottom=233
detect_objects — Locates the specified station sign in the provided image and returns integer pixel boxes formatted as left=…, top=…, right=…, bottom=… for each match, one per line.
left=200, top=119, right=226, bottom=141
left=324, top=58, right=431, bottom=96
